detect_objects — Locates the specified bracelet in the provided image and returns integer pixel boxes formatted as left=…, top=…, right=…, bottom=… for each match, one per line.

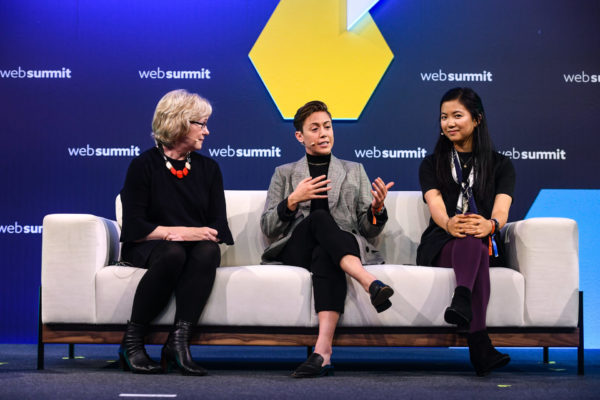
left=371, top=205, right=384, bottom=225
left=490, top=218, right=500, bottom=235
left=372, top=205, right=384, bottom=215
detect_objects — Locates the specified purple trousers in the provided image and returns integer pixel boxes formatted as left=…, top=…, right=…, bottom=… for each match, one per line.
left=435, top=236, right=490, bottom=333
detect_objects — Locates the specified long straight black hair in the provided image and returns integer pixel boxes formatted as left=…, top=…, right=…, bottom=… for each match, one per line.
left=433, top=87, right=495, bottom=200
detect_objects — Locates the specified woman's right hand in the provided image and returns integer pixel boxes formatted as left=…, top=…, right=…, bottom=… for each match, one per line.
left=446, top=215, right=468, bottom=238
left=287, top=175, right=331, bottom=211
left=152, top=226, right=219, bottom=242
left=181, top=227, right=219, bottom=242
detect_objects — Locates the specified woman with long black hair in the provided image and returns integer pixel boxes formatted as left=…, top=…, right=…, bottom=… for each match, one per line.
left=417, top=87, right=515, bottom=376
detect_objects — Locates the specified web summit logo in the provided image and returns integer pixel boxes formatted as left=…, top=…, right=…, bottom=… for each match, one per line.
left=249, top=0, right=393, bottom=119
left=138, top=67, right=211, bottom=80
left=0, top=66, right=72, bottom=79
left=208, top=145, right=281, bottom=158
left=0, top=222, right=43, bottom=234
left=420, top=69, right=493, bottom=82
left=499, top=147, right=567, bottom=160
left=354, top=146, right=427, bottom=159
left=563, top=71, right=600, bottom=83
left=68, top=145, right=141, bottom=157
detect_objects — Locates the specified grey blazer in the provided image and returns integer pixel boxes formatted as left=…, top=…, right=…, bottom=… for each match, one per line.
left=260, top=155, right=388, bottom=265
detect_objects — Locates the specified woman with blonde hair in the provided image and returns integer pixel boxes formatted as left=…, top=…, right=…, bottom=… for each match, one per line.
left=118, top=89, right=233, bottom=375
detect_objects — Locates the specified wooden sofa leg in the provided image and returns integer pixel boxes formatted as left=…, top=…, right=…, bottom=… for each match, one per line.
left=37, top=286, right=44, bottom=370
left=578, top=290, right=584, bottom=375
left=543, top=347, right=549, bottom=364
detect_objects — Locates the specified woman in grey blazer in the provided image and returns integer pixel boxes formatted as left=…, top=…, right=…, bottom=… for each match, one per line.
left=260, top=101, right=394, bottom=378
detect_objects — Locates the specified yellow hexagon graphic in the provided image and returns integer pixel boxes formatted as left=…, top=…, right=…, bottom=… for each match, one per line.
left=249, top=0, right=394, bottom=120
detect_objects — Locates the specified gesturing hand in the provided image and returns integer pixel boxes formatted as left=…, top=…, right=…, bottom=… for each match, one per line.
left=371, top=177, right=394, bottom=210
left=288, top=175, right=331, bottom=211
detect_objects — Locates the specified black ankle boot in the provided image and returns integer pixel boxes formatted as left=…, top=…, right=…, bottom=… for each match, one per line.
left=161, top=320, right=207, bottom=376
left=118, top=321, right=162, bottom=374
left=467, top=330, right=511, bottom=376
left=444, top=286, right=472, bottom=329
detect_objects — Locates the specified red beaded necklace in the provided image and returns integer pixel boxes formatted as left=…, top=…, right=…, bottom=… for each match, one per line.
left=158, top=146, right=191, bottom=179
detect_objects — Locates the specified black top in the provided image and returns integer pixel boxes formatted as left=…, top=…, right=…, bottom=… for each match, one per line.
left=456, top=151, right=473, bottom=184
left=307, top=153, right=331, bottom=213
left=276, top=153, right=332, bottom=220
left=416, top=151, right=515, bottom=266
left=120, top=147, right=233, bottom=267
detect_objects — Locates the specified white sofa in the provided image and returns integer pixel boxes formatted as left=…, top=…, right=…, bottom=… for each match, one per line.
left=39, top=191, right=582, bottom=372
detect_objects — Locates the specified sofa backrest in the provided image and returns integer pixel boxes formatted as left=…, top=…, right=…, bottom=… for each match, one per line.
left=222, top=190, right=431, bottom=266
left=116, top=191, right=431, bottom=266
left=377, top=191, right=431, bottom=265
left=221, top=191, right=270, bottom=267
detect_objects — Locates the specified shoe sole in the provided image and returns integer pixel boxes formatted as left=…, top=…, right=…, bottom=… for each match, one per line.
left=291, top=366, right=334, bottom=378
left=371, top=286, right=394, bottom=307
left=161, top=352, right=207, bottom=376
left=374, top=299, right=392, bottom=313
left=476, top=355, right=511, bottom=377
left=444, top=307, right=471, bottom=326
left=119, top=351, right=162, bottom=374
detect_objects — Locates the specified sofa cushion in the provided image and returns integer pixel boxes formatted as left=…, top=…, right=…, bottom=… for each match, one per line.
left=95, top=265, right=313, bottom=326
left=331, top=265, right=525, bottom=328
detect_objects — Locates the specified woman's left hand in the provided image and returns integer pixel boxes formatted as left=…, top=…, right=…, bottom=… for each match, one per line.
left=371, top=177, right=394, bottom=210
left=164, top=232, right=185, bottom=241
left=462, top=214, right=493, bottom=238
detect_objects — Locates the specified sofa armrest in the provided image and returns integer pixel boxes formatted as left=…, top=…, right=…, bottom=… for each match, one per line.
left=503, top=217, right=579, bottom=326
left=41, top=214, right=121, bottom=324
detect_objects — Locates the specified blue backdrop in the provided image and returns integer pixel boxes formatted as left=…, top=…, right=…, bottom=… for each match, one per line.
left=1, top=0, right=599, bottom=346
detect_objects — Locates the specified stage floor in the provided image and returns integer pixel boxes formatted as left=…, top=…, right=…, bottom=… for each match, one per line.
left=1, top=344, right=598, bottom=399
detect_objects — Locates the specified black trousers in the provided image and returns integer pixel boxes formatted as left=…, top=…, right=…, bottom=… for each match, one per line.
left=126, top=241, right=221, bottom=325
left=278, top=209, right=360, bottom=313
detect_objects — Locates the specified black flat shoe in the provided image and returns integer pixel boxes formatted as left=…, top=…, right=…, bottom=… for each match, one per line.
left=369, top=280, right=394, bottom=313
left=291, top=353, right=334, bottom=378
left=374, top=299, right=392, bottom=313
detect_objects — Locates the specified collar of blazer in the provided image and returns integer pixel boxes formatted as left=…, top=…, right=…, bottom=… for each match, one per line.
left=291, top=154, right=346, bottom=210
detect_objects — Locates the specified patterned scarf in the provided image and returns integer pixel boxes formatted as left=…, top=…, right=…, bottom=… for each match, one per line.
left=450, top=148, right=477, bottom=215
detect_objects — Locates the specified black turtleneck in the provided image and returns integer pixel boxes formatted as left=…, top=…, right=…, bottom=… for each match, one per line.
left=276, top=153, right=332, bottom=221
left=306, top=153, right=331, bottom=212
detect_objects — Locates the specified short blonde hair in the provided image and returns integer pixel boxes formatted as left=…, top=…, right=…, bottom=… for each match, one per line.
left=151, top=89, right=212, bottom=147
